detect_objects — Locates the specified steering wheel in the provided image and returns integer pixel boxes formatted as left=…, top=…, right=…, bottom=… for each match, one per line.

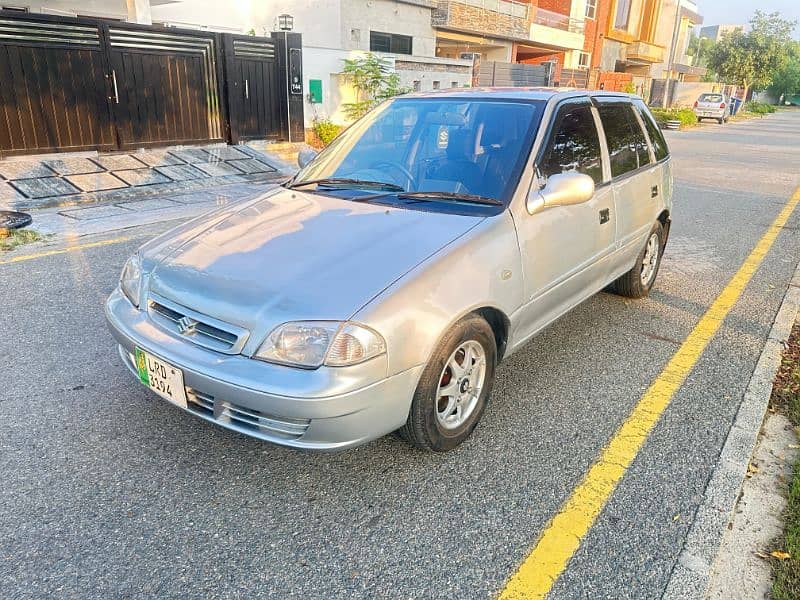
left=370, top=161, right=416, bottom=190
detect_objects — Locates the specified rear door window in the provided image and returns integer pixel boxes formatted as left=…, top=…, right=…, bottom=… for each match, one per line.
left=539, top=101, right=604, bottom=184
left=634, top=100, right=669, bottom=161
left=596, top=102, right=639, bottom=178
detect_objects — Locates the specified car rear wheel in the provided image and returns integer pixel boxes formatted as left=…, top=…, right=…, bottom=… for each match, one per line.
left=398, top=314, right=496, bottom=452
left=612, top=221, right=665, bottom=299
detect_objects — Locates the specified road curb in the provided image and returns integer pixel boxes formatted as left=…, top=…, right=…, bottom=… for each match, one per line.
left=662, top=260, right=800, bottom=599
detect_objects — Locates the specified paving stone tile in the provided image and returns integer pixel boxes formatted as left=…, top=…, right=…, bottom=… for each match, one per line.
left=225, top=159, right=276, bottom=174
left=112, top=168, right=171, bottom=187
left=133, top=150, right=186, bottom=167
left=66, top=172, right=127, bottom=192
left=194, top=162, right=244, bottom=177
left=0, top=181, right=24, bottom=201
left=0, top=161, right=56, bottom=180
left=155, top=164, right=209, bottom=181
left=170, top=148, right=212, bottom=164
left=42, top=157, right=103, bottom=176
left=59, top=204, right=133, bottom=220
left=120, top=198, right=180, bottom=211
left=92, top=154, right=147, bottom=171
left=205, top=146, right=249, bottom=161
left=10, top=177, right=80, bottom=198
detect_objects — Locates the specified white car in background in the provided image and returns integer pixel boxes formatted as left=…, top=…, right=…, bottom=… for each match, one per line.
left=693, top=93, right=731, bottom=124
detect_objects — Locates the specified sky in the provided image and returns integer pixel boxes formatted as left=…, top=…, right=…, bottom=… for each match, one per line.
left=699, top=0, right=800, bottom=38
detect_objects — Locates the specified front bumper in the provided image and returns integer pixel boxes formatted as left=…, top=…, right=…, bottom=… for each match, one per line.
left=105, top=289, right=423, bottom=450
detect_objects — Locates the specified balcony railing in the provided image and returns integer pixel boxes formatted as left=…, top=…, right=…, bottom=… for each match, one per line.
left=432, top=0, right=531, bottom=40
left=530, top=6, right=585, bottom=34
left=626, top=40, right=665, bottom=63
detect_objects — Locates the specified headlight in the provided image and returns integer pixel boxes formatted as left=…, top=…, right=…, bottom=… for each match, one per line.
left=120, top=253, right=142, bottom=307
left=254, top=321, right=386, bottom=368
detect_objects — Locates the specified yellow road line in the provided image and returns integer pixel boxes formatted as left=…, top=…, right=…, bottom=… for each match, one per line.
left=0, top=236, right=134, bottom=265
left=499, top=184, right=800, bottom=600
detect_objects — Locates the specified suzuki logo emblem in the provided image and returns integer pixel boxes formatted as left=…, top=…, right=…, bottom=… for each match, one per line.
left=177, top=316, right=197, bottom=335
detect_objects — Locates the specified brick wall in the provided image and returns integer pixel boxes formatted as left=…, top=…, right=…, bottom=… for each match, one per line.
left=597, top=71, right=633, bottom=91
left=536, top=0, right=572, bottom=16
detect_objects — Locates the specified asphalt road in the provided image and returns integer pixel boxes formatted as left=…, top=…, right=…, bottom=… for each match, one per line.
left=2, top=111, right=800, bottom=599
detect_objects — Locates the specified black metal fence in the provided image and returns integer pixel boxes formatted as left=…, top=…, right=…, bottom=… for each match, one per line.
left=0, top=11, right=303, bottom=157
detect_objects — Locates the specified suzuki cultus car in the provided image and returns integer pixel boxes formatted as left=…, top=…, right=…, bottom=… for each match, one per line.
left=107, top=89, right=672, bottom=452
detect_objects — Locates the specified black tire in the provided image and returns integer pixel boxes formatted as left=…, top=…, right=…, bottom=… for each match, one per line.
left=398, top=314, right=497, bottom=452
left=0, top=210, right=32, bottom=230
left=718, top=117, right=725, bottom=125
left=612, top=221, right=665, bottom=299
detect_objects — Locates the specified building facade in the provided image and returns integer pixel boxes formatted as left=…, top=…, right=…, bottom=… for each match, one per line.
left=650, top=0, right=704, bottom=82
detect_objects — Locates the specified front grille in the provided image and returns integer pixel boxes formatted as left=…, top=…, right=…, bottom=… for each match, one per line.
left=186, top=388, right=310, bottom=441
left=147, top=293, right=248, bottom=354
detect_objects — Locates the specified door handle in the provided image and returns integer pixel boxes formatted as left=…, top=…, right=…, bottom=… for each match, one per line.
left=107, top=70, right=119, bottom=104
left=599, top=208, right=610, bottom=225
left=651, top=185, right=659, bottom=198
left=245, top=78, right=249, bottom=100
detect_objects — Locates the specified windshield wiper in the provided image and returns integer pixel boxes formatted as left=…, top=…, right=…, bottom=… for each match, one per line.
left=287, top=177, right=405, bottom=192
left=397, top=191, right=503, bottom=206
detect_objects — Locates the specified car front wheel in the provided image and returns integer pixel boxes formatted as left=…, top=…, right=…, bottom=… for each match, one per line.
left=399, top=314, right=497, bottom=452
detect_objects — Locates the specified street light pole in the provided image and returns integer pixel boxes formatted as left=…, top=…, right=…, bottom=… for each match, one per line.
left=662, top=0, right=682, bottom=107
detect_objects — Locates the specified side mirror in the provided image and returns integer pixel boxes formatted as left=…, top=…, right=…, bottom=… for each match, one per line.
left=297, top=148, right=318, bottom=169
left=526, top=172, right=595, bottom=215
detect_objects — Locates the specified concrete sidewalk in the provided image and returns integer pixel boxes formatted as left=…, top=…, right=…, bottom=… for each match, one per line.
left=0, top=142, right=297, bottom=213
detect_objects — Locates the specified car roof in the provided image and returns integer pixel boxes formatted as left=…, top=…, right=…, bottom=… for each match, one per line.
left=400, top=87, right=641, bottom=103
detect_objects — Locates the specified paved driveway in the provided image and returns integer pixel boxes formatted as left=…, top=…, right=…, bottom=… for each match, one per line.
left=2, top=112, right=800, bottom=598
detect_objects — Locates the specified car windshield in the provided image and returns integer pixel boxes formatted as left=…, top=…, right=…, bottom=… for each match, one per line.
left=291, top=97, right=544, bottom=211
left=700, top=94, right=723, bottom=103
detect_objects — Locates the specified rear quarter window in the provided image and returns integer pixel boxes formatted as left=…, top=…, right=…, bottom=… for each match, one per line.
left=634, top=100, right=669, bottom=162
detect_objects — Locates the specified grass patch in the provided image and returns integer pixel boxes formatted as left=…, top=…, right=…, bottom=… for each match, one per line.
left=770, top=320, right=800, bottom=599
left=0, top=228, right=41, bottom=252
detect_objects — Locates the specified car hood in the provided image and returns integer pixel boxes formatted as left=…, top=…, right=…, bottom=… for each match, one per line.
left=146, top=187, right=484, bottom=346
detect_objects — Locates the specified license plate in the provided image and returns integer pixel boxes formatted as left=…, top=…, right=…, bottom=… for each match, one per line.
left=135, top=347, right=187, bottom=409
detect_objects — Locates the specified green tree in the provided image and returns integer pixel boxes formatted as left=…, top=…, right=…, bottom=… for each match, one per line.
left=686, top=32, right=715, bottom=68
left=341, top=53, right=410, bottom=120
left=706, top=10, right=797, bottom=102
left=769, top=42, right=800, bottom=102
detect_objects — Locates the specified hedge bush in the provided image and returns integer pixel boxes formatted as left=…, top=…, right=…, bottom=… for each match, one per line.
left=650, top=107, right=697, bottom=127
left=312, top=119, right=343, bottom=146
left=744, top=101, right=777, bottom=115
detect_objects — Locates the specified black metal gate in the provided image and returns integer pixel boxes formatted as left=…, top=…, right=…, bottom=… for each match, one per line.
left=0, top=10, right=302, bottom=157
left=0, top=14, right=116, bottom=155
left=106, top=24, right=225, bottom=149
left=223, top=35, right=283, bottom=143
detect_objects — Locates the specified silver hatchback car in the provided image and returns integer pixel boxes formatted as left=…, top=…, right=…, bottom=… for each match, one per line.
left=106, top=89, right=672, bottom=452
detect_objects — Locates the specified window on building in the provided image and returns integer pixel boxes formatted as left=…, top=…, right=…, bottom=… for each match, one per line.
left=451, top=81, right=459, bottom=88
left=432, top=80, right=440, bottom=89
left=614, top=0, right=632, bottom=30
left=369, top=31, right=412, bottom=55
left=539, top=102, right=603, bottom=185
left=577, top=52, right=591, bottom=69
left=412, top=80, right=421, bottom=92
left=585, top=0, right=597, bottom=19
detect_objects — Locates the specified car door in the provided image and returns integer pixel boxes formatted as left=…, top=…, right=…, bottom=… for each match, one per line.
left=595, top=99, right=658, bottom=271
left=512, top=98, right=616, bottom=342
